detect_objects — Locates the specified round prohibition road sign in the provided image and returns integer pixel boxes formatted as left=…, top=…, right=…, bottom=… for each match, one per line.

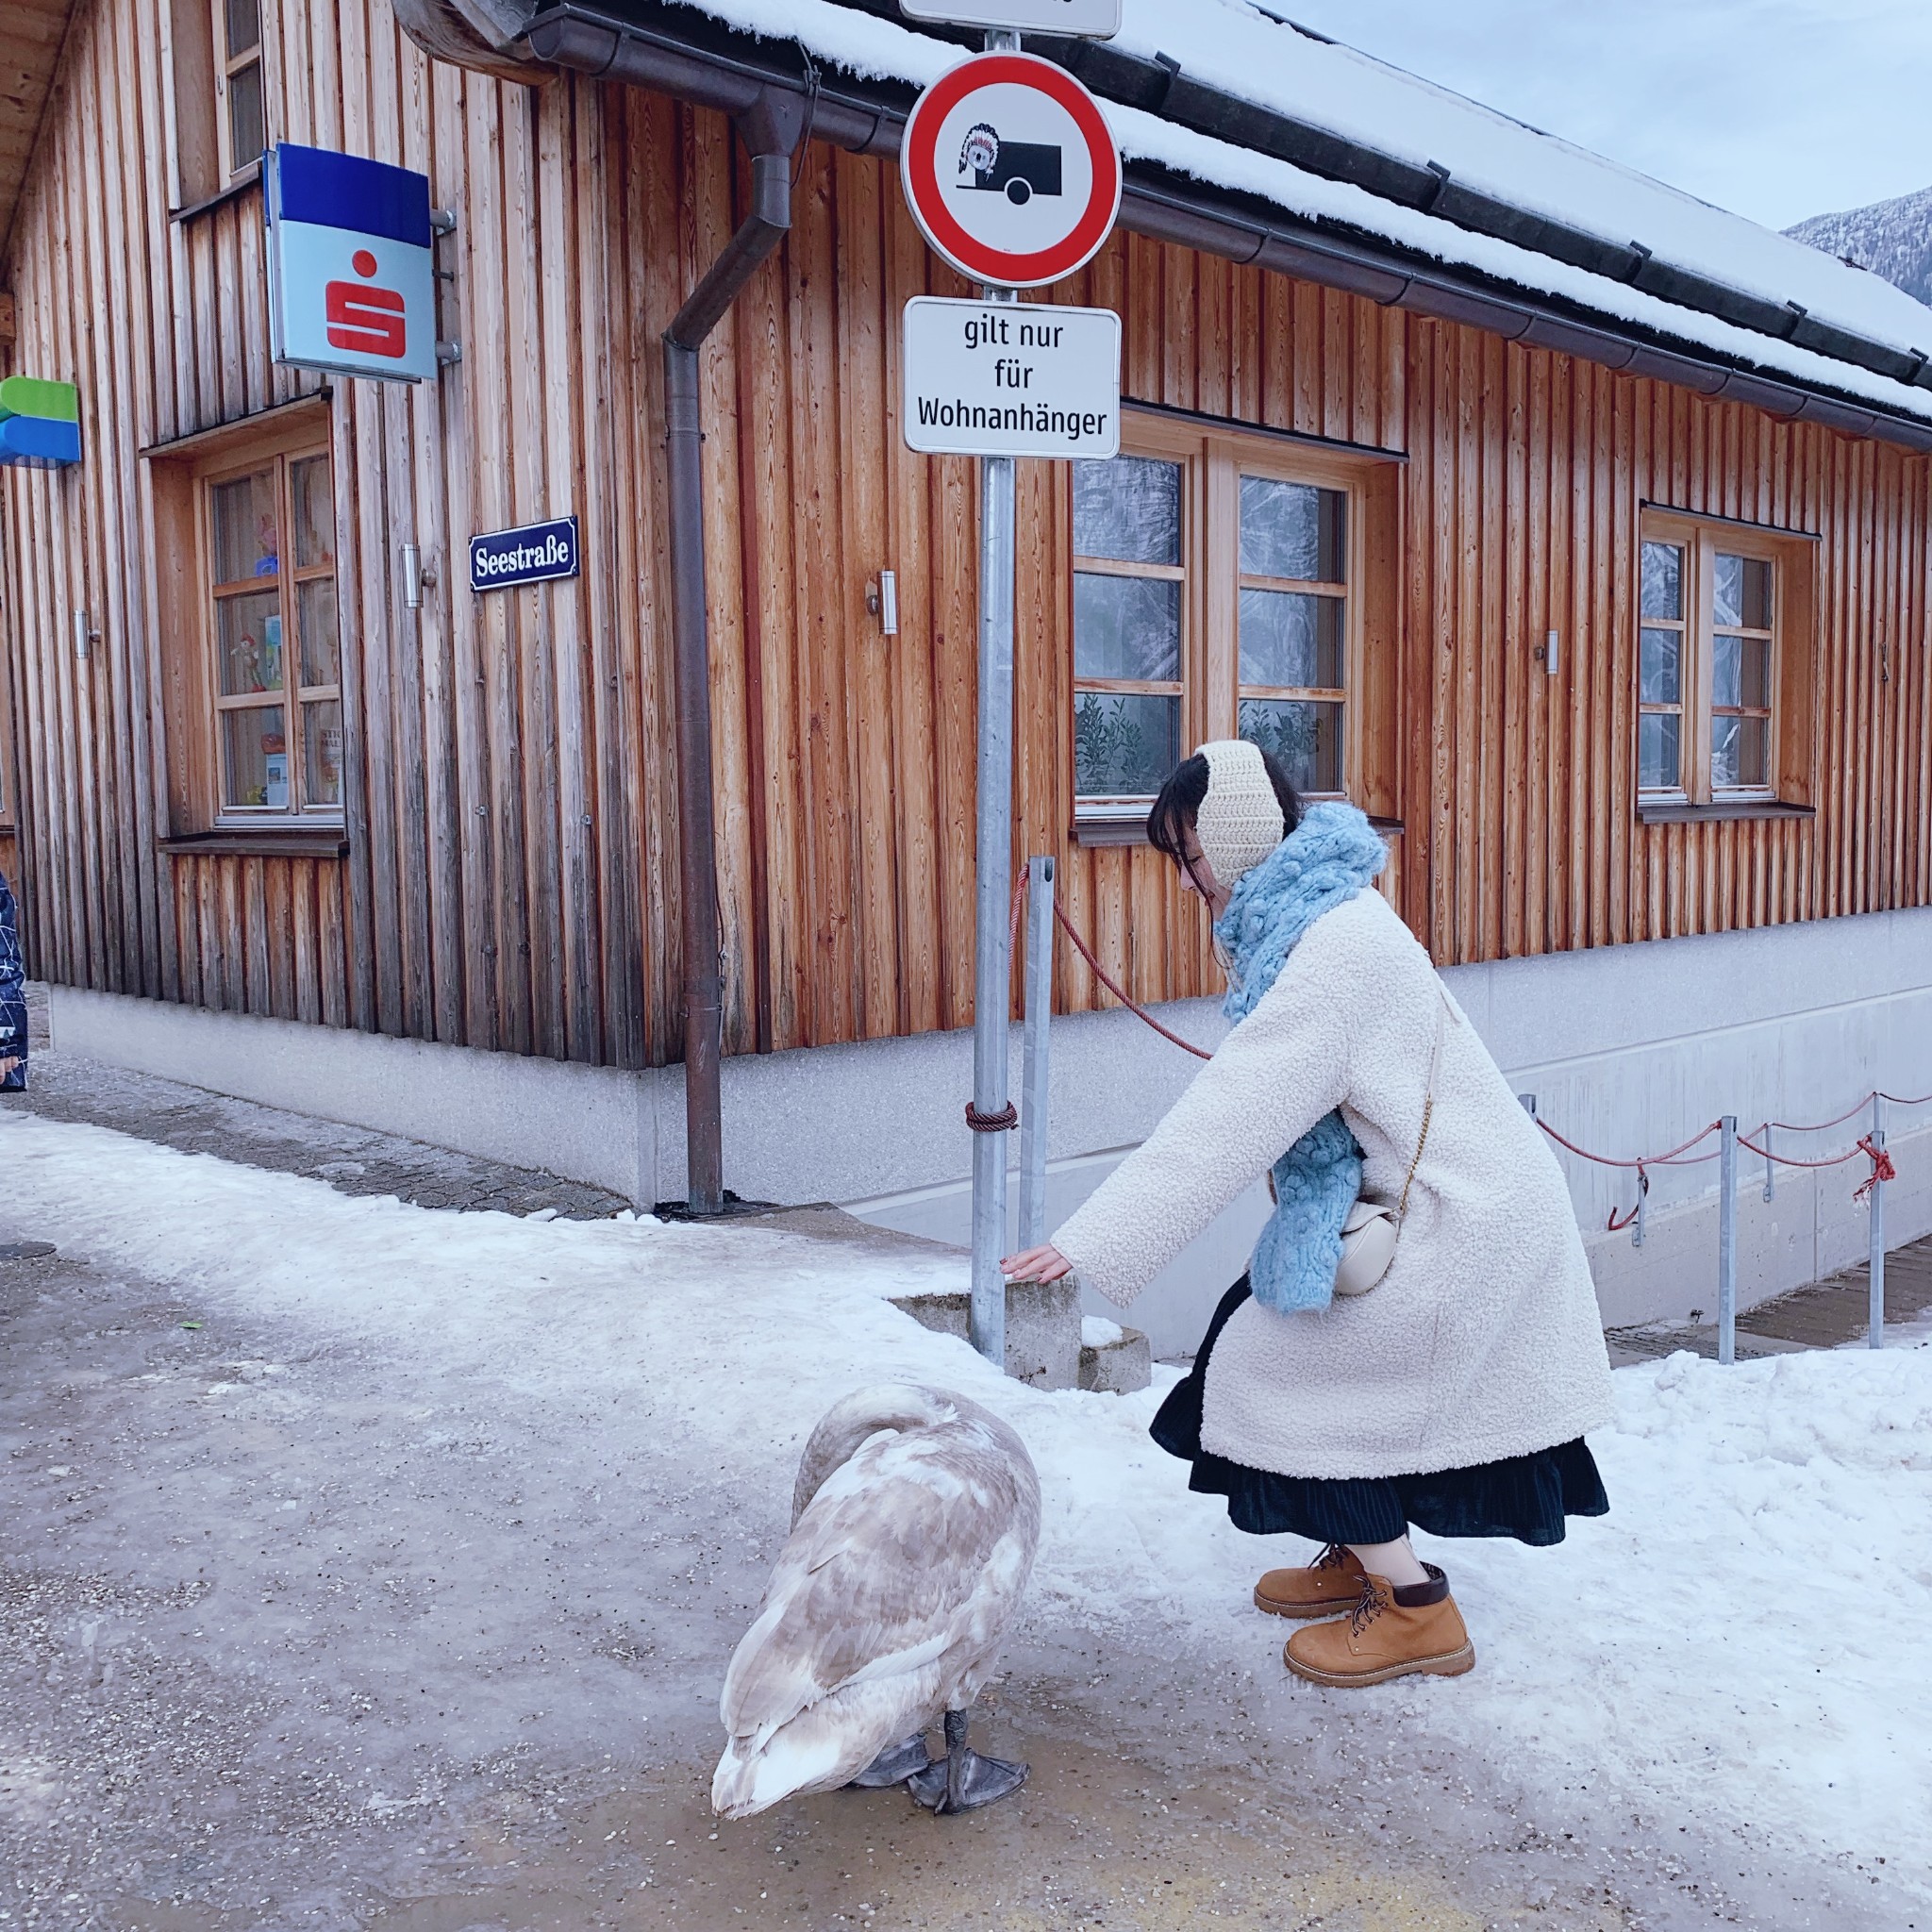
left=900, top=52, right=1122, bottom=289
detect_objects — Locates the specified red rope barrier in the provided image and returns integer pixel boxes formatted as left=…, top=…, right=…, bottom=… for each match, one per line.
left=1735, top=1128, right=1870, bottom=1169
left=1534, top=1118, right=1722, bottom=1168
left=1765, top=1085, right=1932, bottom=1133
left=1855, top=1137, right=1897, bottom=1204
left=1008, top=871, right=1926, bottom=1191
left=1052, top=904, right=1214, bottom=1060
left=1010, top=870, right=1214, bottom=1060
left=1764, top=1093, right=1879, bottom=1136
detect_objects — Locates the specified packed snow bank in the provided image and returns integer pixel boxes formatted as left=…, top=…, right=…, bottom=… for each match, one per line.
left=5, top=1108, right=1926, bottom=1907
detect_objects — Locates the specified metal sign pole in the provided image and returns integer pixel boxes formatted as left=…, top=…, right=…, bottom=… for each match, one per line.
left=970, top=283, right=1019, bottom=1369
left=1717, top=1114, right=1738, bottom=1365
left=1868, top=1095, right=1886, bottom=1349
left=1019, top=853, right=1056, bottom=1251
left=968, top=21, right=1024, bottom=1368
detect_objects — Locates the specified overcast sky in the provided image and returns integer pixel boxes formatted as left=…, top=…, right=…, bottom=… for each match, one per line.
left=1274, top=0, right=1932, bottom=231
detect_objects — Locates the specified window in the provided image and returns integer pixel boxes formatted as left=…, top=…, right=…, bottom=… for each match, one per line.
left=1638, top=512, right=1800, bottom=805
left=216, top=0, right=267, bottom=177
left=201, top=445, right=341, bottom=819
left=1071, top=413, right=1395, bottom=827
left=1073, top=455, right=1184, bottom=799
left=1236, top=475, right=1348, bottom=795
left=166, top=0, right=265, bottom=209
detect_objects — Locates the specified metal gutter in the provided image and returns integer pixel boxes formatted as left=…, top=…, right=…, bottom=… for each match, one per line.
left=522, top=3, right=1932, bottom=455
left=662, top=98, right=801, bottom=1215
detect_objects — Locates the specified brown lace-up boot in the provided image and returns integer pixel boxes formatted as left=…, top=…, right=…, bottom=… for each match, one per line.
left=1254, top=1542, right=1368, bottom=1620
left=1283, top=1563, right=1475, bottom=1687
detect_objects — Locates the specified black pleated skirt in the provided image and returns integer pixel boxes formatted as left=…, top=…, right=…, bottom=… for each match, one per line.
left=1150, top=1277, right=1609, bottom=1546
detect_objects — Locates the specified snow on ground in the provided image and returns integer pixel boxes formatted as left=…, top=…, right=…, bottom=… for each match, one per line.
left=6, top=1107, right=1929, bottom=1911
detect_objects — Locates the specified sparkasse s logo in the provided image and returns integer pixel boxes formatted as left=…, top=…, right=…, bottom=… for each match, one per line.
left=267, top=143, right=438, bottom=382
left=326, top=250, right=408, bottom=360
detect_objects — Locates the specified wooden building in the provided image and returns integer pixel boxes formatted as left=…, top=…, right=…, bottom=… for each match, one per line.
left=4, top=0, right=1931, bottom=1340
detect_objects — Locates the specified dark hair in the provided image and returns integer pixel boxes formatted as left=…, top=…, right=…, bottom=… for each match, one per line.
left=1145, top=748, right=1302, bottom=886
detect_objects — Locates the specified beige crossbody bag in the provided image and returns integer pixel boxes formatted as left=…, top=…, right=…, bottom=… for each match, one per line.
left=1330, top=989, right=1450, bottom=1297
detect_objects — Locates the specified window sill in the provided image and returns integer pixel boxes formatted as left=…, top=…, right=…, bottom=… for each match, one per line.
left=1074, top=804, right=1151, bottom=848
left=1075, top=806, right=1406, bottom=847
left=160, top=828, right=349, bottom=858
left=1637, top=799, right=1815, bottom=826
left=170, top=163, right=261, bottom=226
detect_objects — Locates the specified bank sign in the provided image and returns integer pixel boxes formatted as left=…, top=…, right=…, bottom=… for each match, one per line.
left=266, top=143, right=438, bottom=382
left=470, top=516, right=580, bottom=593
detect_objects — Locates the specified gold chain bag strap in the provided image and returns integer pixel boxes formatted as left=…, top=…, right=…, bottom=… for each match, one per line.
left=1332, top=987, right=1450, bottom=1297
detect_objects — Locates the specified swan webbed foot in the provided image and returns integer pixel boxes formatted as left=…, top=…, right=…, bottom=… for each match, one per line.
left=846, top=1733, right=936, bottom=1789
left=908, top=1710, right=1029, bottom=1815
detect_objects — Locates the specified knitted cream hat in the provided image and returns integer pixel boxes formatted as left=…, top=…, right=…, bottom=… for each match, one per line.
left=1194, top=739, right=1286, bottom=889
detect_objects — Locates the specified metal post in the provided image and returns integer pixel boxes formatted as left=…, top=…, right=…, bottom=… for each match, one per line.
left=969, top=279, right=1020, bottom=1368
left=1517, top=1092, right=1537, bottom=1116
left=1717, top=1115, right=1738, bottom=1365
left=1869, top=1096, right=1886, bottom=1349
left=1762, top=1124, right=1774, bottom=1203
left=1019, top=856, right=1055, bottom=1252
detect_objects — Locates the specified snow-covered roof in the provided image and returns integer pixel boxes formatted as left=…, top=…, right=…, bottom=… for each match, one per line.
left=632, top=0, right=1932, bottom=429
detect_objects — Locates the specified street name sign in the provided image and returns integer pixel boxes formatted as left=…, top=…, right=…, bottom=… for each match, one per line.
left=267, top=143, right=439, bottom=383
left=898, top=0, right=1121, bottom=35
left=469, top=515, right=580, bottom=592
left=903, top=296, right=1120, bottom=458
left=900, top=52, right=1122, bottom=289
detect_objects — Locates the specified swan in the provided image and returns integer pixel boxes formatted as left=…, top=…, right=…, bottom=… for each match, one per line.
left=711, top=1383, right=1041, bottom=1820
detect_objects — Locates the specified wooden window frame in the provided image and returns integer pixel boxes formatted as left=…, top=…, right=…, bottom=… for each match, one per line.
left=1218, top=434, right=1357, bottom=801
left=196, top=441, right=341, bottom=826
left=1070, top=412, right=1201, bottom=832
left=213, top=0, right=268, bottom=181
left=1072, top=409, right=1400, bottom=836
left=1637, top=509, right=1814, bottom=811
left=145, top=400, right=345, bottom=843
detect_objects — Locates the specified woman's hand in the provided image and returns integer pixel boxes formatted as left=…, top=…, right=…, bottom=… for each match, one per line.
left=1000, top=1243, right=1073, bottom=1283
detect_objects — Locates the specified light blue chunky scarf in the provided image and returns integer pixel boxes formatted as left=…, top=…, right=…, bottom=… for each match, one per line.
left=1212, top=800, right=1389, bottom=1314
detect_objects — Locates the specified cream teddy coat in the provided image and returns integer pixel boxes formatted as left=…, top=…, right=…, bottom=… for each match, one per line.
left=1051, top=888, right=1614, bottom=1479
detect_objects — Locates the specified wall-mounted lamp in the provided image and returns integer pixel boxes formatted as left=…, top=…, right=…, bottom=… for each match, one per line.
left=865, top=568, right=899, bottom=636
left=401, top=543, right=438, bottom=611
left=1533, top=628, right=1559, bottom=676
left=73, top=608, right=99, bottom=659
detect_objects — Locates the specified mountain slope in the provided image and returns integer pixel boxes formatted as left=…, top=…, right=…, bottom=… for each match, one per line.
left=1786, top=184, right=1932, bottom=312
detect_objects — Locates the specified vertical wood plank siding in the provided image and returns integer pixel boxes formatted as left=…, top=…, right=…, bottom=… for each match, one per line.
left=4, top=0, right=1930, bottom=1074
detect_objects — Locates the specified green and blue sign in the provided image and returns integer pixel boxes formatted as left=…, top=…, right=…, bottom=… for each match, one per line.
left=0, top=375, right=80, bottom=468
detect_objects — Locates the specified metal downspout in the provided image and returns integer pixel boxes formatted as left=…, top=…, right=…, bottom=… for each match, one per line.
left=663, top=113, right=796, bottom=1215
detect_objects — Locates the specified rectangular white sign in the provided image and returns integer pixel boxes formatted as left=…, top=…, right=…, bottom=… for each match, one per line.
left=898, top=0, right=1120, bottom=35
left=903, top=296, right=1121, bottom=458
left=266, top=142, right=439, bottom=384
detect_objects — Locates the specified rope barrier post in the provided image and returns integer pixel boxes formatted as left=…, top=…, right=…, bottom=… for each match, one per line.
left=1717, top=1115, right=1738, bottom=1366
left=1019, top=856, right=1055, bottom=1253
left=1762, top=1124, right=1774, bottom=1204
left=1517, top=1092, right=1536, bottom=1116
left=1869, top=1096, right=1886, bottom=1350
left=966, top=265, right=1021, bottom=1373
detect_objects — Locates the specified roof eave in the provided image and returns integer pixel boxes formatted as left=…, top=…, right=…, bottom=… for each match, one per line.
left=421, top=0, right=1932, bottom=455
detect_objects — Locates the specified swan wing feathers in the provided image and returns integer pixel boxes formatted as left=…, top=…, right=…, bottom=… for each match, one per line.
left=719, top=1397, right=1041, bottom=1768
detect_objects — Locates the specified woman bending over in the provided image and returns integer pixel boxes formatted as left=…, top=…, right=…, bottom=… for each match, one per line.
left=1005, top=741, right=1611, bottom=1687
